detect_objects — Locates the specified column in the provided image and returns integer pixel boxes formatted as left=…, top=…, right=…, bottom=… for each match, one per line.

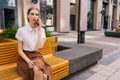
left=93, top=0, right=103, bottom=30
left=115, top=0, right=120, bottom=21
left=75, top=0, right=88, bottom=31
left=107, top=0, right=113, bottom=29
left=56, top=0, right=70, bottom=32
left=17, top=0, right=22, bottom=27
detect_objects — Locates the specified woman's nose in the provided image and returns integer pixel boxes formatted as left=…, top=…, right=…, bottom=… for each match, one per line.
left=33, top=15, right=37, bottom=18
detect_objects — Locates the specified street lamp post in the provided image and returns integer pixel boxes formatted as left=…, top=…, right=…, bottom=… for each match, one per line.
left=77, top=0, right=85, bottom=44
left=77, top=0, right=80, bottom=43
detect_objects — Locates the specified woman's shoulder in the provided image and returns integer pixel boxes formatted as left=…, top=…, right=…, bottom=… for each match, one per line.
left=17, top=25, right=26, bottom=32
left=41, top=27, right=45, bottom=31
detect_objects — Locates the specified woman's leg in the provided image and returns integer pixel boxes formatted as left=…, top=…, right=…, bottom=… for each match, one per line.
left=33, top=65, right=44, bottom=80
left=33, top=65, right=48, bottom=80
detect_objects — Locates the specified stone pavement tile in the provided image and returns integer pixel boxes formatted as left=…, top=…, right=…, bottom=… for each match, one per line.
left=99, top=50, right=120, bottom=65
left=69, top=70, right=96, bottom=80
left=108, top=69, right=120, bottom=80
left=107, top=59, right=120, bottom=70
left=82, top=41, right=118, bottom=55
left=86, top=73, right=107, bottom=80
left=89, top=64, right=106, bottom=72
left=98, top=67, right=116, bottom=77
left=86, top=58, right=120, bottom=80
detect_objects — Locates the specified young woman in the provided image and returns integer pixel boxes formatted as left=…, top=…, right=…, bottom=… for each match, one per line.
left=15, top=7, right=52, bottom=80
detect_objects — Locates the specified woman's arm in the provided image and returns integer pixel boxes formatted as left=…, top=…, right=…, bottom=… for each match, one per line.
left=35, top=19, right=46, bottom=49
left=35, top=30, right=46, bottom=49
left=18, top=41, right=31, bottom=63
left=18, top=41, right=35, bottom=68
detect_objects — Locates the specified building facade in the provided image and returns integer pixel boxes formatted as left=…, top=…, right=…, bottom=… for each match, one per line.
left=0, top=0, right=120, bottom=32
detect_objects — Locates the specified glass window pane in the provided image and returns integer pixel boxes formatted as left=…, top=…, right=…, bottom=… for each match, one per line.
left=2, top=0, right=16, bottom=7
left=40, top=0, right=56, bottom=31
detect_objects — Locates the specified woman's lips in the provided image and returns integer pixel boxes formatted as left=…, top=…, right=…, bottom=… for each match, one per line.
left=32, top=19, right=37, bottom=23
left=33, top=19, right=36, bottom=21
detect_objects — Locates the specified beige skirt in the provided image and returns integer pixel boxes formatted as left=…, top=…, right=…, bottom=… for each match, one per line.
left=17, top=50, right=52, bottom=80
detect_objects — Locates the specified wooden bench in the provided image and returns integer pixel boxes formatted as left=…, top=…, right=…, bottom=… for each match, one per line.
left=0, top=38, right=69, bottom=80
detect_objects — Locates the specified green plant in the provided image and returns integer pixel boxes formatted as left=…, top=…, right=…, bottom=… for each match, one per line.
left=0, top=27, right=53, bottom=40
left=0, top=27, right=18, bottom=40
left=45, top=30, right=53, bottom=37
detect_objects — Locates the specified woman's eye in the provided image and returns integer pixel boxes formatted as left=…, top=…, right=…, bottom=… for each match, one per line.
left=30, top=13, right=38, bottom=16
left=31, top=13, right=34, bottom=15
left=36, top=14, right=38, bottom=16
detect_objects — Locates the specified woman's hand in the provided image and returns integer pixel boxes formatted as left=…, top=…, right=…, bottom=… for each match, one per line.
left=28, top=60, right=36, bottom=68
left=36, top=19, right=42, bottom=31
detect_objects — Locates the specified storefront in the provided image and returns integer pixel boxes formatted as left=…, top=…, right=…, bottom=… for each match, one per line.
left=40, top=0, right=56, bottom=31
left=0, top=0, right=17, bottom=29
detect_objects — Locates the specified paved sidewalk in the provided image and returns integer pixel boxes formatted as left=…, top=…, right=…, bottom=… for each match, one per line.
left=87, top=58, right=120, bottom=80
left=52, top=30, right=120, bottom=80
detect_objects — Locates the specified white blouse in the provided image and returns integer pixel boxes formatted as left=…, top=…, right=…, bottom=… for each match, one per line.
left=15, top=24, right=46, bottom=51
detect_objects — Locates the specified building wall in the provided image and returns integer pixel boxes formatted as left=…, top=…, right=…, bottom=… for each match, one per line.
left=80, top=0, right=88, bottom=31
left=93, top=0, right=103, bottom=30
left=17, top=0, right=22, bottom=27
left=115, top=0, right=120, bottom=21
left=108, top=0, right=113, bottom=29
left=14, top=0, right=120, bottom=31
left=56, top=0, right=70, bottom=32
left=75, top=0, right=88, bottom=31
left=71, top=0, right=76, bottom=3
left=70, top=5, right=76, bottom=15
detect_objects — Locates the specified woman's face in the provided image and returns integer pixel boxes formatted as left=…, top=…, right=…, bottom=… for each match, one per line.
left=27, top=9, right=39, bottom=24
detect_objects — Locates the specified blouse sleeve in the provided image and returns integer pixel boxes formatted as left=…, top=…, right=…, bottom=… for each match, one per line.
left=41, top=28, right=46, bottom=39
left=15, top=28, right=23, bottom=42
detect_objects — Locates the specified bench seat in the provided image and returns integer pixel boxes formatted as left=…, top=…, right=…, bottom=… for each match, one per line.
left=0, top=37, right=69, bottom=80
left=44, top=54, right=69, bottom=80
left=0, top=54, right=69, bottom=80
left=0, top=63, right=22, bottom=80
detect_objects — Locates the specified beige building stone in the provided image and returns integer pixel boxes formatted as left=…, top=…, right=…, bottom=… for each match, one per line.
left=56, top=0, right=70, bottom=32
left=75, top=0, right=88, bottom=31
left=93, top=0, right=103, bottom=30
left=16, top=0, right=120, bottom=31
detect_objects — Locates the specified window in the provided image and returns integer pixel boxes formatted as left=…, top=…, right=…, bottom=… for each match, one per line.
left=2, top=0, right=16, bottom=7
left=40, top=0, right=56, bottom=31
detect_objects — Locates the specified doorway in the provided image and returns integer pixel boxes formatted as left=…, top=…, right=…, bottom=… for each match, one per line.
left=3, top=8, right=15, bottom=28
left=70, top=15, right=75, bottom=30
left=87, top=0, right=94, bottom=30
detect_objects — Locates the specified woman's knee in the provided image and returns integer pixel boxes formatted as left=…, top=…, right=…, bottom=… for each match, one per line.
left=33, top=66, right=41, bottom=74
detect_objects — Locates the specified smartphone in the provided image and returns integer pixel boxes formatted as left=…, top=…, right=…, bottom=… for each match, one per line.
left=36, top=19, right=39, bottom=26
